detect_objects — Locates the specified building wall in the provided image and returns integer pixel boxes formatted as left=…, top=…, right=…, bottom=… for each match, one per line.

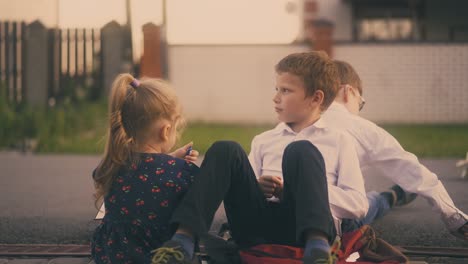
left=168, top=45, right=309, bottom=124
left=313, top=0, right=468, bottom=42
left=168, top=44, right=468, bottom=124
left=425, top=0, right=468, bottom=41
left=335, top=43, right=468, bottom=123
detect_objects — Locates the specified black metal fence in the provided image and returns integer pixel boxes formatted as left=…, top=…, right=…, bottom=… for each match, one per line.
left=52, top=27, right=102, bottom=103
left=0, top=20, right=132, bottom=107
left=0, top=21, right=25, bottom=104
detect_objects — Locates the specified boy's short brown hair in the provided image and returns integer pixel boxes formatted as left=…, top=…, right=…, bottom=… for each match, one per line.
left=333, top=60, right=363, bottom=95
left=275, top=51, right=339, bottom=110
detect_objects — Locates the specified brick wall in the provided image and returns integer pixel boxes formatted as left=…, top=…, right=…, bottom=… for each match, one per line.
left=335, top=43, right=468, bottom=123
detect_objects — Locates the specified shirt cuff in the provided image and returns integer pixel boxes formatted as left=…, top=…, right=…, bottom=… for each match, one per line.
left=443, top=212, right=468, bottom=231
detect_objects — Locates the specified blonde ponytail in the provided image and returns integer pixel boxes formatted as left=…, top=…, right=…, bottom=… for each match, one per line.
left=93, top=74, right=184, bottom=209
left=94, top=74, right=136, bottom=208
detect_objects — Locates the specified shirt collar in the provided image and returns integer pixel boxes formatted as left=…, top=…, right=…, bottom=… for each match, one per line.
left=327, top=101, right=351, bottom=114
left=273, top=118, right=327, bottom=135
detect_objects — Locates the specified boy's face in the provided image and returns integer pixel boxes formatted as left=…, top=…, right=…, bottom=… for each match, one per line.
left=341, top=84, right=365, bottom=115
left=273, top=72, right=318, bottom=127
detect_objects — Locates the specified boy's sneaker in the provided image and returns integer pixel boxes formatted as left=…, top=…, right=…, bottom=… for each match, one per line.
left=302, top=249, right=337, bottom=264
left=390, top=185, right=418, bottom=207
left=151, top=240, right=194, bottom=264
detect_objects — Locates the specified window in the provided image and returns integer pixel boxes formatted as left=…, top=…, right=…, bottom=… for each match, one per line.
left=350, top=0, right=424, bottom=42
left=359, top=18, right=413, bottom=41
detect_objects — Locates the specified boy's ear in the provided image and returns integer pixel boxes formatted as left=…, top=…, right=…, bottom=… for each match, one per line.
left=310, top=90, right=324, bottom=107
left=343, top=85, right=351, bottom=103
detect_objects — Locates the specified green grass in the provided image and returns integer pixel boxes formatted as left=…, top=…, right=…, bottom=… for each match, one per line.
left=182, top=123, right=468, bottom=158
left=0, top=100, right=108, bottom=154
left=33, top=102, right=109, bottom=154
left=381, top=124, right=468, bottom=158
left=22, top=121, right=468, bottom=158
left=178, top=123, right=274, bottom=155
left=1, top=94, right=467, bottom=157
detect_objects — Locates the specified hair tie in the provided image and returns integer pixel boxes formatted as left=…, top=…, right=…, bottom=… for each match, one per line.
left=130, top=79, right=140, bottom=89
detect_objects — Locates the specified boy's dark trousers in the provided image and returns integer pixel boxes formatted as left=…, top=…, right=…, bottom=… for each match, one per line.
left=171, top=140, right=336, bottom=247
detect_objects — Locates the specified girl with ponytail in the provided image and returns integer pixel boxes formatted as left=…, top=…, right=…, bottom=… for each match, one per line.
left=91, top=74, right=199, bottom=264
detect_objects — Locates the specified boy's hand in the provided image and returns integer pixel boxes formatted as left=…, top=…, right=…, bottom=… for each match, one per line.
left=258, top=175, right=283, bottom=198
left=272, top=176, right=284, bottom=199
left=170, top=142, right=199, bottom=162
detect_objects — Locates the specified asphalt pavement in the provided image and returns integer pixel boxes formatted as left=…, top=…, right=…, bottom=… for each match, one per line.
left=0, top=151, right=467, bottom=263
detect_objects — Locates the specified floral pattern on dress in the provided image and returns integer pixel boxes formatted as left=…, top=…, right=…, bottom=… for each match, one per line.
left=91, top=153, right=199, bottom=263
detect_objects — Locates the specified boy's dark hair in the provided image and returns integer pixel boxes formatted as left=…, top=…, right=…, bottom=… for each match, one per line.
left=275, top=51, right=339, bottom=110
left=333, top=60, right=363, bottom=95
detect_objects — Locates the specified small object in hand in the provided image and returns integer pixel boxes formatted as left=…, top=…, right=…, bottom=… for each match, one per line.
left=186, top=146, right=193, bottom=156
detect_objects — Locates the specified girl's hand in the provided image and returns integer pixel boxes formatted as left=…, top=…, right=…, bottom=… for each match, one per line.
left=170, top=142, right=199, bottom=162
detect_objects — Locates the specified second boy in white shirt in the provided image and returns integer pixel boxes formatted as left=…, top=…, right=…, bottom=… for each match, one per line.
left=322, top=60, right=468, bottom=240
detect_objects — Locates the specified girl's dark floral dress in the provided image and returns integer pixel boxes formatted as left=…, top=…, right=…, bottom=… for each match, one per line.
left=91, top=153, right=199, bottom=263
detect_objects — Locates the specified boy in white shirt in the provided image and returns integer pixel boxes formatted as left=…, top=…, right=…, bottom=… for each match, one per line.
left=322, top=60, right=468, bottom=240
left=248, top=51, right=369, bottom=262
left=155, top=52, right=368, bottom=264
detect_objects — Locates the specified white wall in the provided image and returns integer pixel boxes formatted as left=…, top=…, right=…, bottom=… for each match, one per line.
left=168, top=45, right=309, bottom=124
left=0, top=0, right=58, bottom=27
left=168, top=44, right=468, bottom=124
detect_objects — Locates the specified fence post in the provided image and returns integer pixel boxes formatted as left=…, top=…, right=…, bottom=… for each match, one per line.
left=83, top=28, right=87, bottom=76
left=23, top=20, right=49, bottom=107
left=0, top=22, right=3, bottom=85
left=48, top=27, right=60, bottom=102
left=140, top=23, right=163, bottom=78
left=101, top=21, right=126, bottom=94
left=66, top=28, right=70, bottom=76
left=88, top=28, right=101, bottom=100
left=21, top=22, right=26, bottom=102
left=75, top=28, right=79, bottom=77
left=5, top=21, right=10, bottom=100
left=12, top=22, right=18, bottom=103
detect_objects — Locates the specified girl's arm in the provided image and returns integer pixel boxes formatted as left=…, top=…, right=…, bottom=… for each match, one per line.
left=170, top=142, right=199, bottom=162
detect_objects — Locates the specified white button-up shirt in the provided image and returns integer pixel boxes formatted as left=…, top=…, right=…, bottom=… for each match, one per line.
left=322, top=102, right=468, bottom=232
left=248, top=118, right=368, bottom=224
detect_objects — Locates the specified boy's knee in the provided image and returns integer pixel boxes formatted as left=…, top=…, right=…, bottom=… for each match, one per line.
left=284, top=140, right=320, bottom=157
left=209, top=140, right=243, bottom=154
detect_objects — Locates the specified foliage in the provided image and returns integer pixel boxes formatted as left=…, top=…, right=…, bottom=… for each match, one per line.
left=0, top=85, right=466, bottom=158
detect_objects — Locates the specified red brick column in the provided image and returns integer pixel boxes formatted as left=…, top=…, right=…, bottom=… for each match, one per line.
left=303, top=0, right=317, bottom=43
left=311, top=19, right=335, bottom=57
left=302, top=0, right=334, bottom=57
left=140, top=23, right=162, bottom=78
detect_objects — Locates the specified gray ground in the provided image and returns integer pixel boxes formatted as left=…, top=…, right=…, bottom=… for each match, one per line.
left=362, top=159, right=468, bottom=247
left=0, top=151, right=467, bottom=263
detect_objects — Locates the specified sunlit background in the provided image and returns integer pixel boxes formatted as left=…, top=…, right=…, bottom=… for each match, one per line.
left=1, top=0, right=301, bottom=57
left=0, top=3, right=468, bottom=259
left=1, top=0, right=467, bottom=154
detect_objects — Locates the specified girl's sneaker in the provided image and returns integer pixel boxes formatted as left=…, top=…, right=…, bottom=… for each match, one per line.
left=151, top=240, right=194, bottom=264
